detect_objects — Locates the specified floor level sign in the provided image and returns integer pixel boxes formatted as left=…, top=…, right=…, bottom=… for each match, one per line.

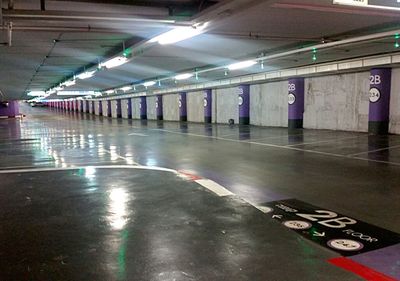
left=261, top=199, right=400, bottom=256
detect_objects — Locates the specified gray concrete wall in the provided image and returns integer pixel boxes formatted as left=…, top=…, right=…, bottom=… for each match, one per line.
left=147, top=96, right=157, bottom=120
left=163, top=94, right=179, bottom=121
left=122, top=99, right=129, bottom=119
left=94, top=101, right=100, bottom=116
left=111, top=100, right=118, bottom=118
left=250, top=82, right=288, bottom=127
left=214, top=87, right=238, bottom=124
left=390, top=68, right=400, bottom=134
left=303, top=72, right=369, bottom=132
left=133, top=98, right=140, bottom=119
left=187, top=91, right=204, bottom=123
left=102, top=101, right=108, bottom=116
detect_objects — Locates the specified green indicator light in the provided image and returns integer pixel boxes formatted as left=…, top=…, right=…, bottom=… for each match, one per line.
left=312, top=54, right=317, bottom=61
left=395, top=34, right=400, bottom=40
left=395, top=42, right=400, bottom=48
left=312, top=48, right=317, bottom=53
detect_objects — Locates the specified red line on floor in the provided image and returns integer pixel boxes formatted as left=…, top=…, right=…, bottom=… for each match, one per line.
left=178, top=170, right=202, bottom=181
left=328, top=257, right=398, bottom=281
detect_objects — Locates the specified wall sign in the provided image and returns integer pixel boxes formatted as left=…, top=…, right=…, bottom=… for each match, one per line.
left=238, top=96, right=243, bottom=106
left=288, top=93, right=296, bottom=105
left=261, top=199, right=400, bottom=256
left=369, top=88, right=381, bottom=103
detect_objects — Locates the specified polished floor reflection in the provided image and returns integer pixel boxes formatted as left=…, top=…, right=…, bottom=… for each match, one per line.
left=0, top=104, right=399, bottom=280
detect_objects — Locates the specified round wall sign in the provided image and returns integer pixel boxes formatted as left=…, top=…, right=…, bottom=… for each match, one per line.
left=178, top=100, right=182, bottom=108
left=238, top=96, right=243, bottom=106
left=369, top=88, right=381, bottom=103
left=204, top=98, right=208, bottom=107
left=288, top=93, right=296, bottom=105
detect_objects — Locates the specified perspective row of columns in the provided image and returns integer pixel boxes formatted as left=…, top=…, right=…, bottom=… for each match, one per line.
left=48, top=68, right=392, bottom=135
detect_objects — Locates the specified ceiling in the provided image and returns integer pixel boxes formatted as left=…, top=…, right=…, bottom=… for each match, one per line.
left=1, top=0, right=400, bottom=100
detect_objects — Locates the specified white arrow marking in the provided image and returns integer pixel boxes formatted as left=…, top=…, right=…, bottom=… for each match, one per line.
left=272, top=215, right=283, bottom=219
left=313, top=231, right=325, bottom=237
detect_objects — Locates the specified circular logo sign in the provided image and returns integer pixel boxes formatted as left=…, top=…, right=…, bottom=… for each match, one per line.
left=283, top=220, right=312, bottom=230
left=139, top=103, right=141, bottom=109
left=178, top=100, right=182, bottom=108
left=369, top=88, right=381, bottom=103
left=238, top=96, right=243, bottom=106
left=156, top=102, right=158, bottom=108
left=288, top=93, right=296, bottom=105
left=204, top=98, right=208, bottom=107
left=327, top=239, right=364, bottom=251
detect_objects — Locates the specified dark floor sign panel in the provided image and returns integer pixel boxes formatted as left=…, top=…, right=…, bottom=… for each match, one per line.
left=261, top=199, right=400, bottom=256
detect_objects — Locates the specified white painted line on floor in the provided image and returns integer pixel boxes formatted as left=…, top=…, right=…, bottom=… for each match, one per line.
left=0, top=165, right=178, bottom=174
left=347, top=144, right=400, bottom=156
left=155, top=128, right=400, bottom=166
left=195, top=179, right=234, bottom=197
left=128, top=133, right=148, bottom=137
left=285, top=136, right=360, bottom=147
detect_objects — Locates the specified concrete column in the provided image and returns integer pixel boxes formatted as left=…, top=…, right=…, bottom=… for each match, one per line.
left=369, top=68, right=391, bottom=134
left=288, top=78, right=305, bottom=129
left=85, top=101, right=89, bottom=113
left=238, top=84, right=250, bottom=125
left=80, top=100, right=84, bottom=112
left=156, top=95, right=163, bottom=120
left=91, top=101, right=95, bottom=114
left=116, top=99, right=122, bottom=118
left=140, top=96, right=147, bottom=120
left=107, top=100, right=112, bottom=117
left=0, top=101, right=19, bottom=117
left=127, top=98, right=132, bottom=119
left=179, top=92, right=187, bottom=122
left=99, top=101, right=103, bottom=116
left=204, top=89, right=212, bottom=123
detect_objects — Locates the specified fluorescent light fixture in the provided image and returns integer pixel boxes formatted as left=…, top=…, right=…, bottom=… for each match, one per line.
left=94, top=92, right=102, bottom=97
left=175, top=73, right=193, bottom=80
left=76, top=70, right=96, bottom=80
left=105, top=89, right=115, bottom=94
left=27, top=91, right=46, bottom=97
left=84, top=95, right=93, bottom=99
left=100, top=56, right=128, bottom=69
left=56, top=91, right=95, bottom=96
left=62, top=80, right=76, bottom=87
left=55, top=85, right=64, bottom=91
left=227, top=60, right=257, bottom=71
left=120, top=86, right=132, bottom=92
left=143, top=81, right=156, bottom=87
left=150, top=23, right=208, bottom=45
left=47, top=89, right=57, bottom=95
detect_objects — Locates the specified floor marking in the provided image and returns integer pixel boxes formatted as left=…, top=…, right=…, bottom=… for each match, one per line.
left=0, top=165, right=178, bottom=174
left=83, top=141, right=139, bottom=165
left=285, top=136, right=360, bottom=147
left=153, top=128, right=400, bottom=166
left=347, top=144, right=400, bottom=157
left=178, top=170, right=203, bottom=181
left=128, top=133, right=148, bottom=137
left=328, top=257, right=398, bottom=281
left=195, top=179, right=234, bottom=197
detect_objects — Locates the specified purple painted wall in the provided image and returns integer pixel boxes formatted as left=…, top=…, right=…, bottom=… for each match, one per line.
left=0, top=101, right=19, bottom=117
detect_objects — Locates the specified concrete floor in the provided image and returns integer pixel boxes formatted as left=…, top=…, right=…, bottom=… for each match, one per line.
left=0, top=104, right=399, bottom=280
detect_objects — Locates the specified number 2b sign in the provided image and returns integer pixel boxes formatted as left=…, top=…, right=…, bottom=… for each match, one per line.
left=262, top=199, right=400, bottom=256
